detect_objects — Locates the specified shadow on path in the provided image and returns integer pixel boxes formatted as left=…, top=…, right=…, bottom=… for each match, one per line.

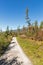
left=0, top=56, right=23, bottom=65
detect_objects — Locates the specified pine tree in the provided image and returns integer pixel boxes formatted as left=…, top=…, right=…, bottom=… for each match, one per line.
left=25, top=8, right=31, bottom=27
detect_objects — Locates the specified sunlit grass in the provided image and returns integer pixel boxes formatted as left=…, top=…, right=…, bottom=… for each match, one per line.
left=17, top=37, right=43, bottom=65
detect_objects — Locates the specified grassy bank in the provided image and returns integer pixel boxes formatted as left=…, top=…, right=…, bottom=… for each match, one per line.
left=0, top=32, right=12, bottom=56
left=17, top=37, right=43, bottom=65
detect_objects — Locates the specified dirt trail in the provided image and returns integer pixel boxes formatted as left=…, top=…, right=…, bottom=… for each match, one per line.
left=0, top=37, right=33, bottom=65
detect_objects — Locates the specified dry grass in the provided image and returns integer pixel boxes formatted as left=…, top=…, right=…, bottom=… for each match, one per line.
left=17, top=37, right=43, bottom=65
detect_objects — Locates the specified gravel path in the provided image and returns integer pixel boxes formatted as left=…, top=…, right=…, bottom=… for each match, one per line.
left=0, top=37, right=33, bottom=65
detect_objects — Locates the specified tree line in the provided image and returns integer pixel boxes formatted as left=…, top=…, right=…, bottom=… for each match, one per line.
left=17, top=8, right=43, bottom=41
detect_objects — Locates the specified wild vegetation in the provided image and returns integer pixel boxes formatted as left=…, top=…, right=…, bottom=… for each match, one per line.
left=17, top=37, right=43, bottom=65
left=17, top=8, right=43, bottom=41
left=17, top=8, right=43, bottom=65
left=0, top=26, right=14, bottom=56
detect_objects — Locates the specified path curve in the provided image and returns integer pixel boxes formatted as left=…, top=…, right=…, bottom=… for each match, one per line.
left=0, top=37, right=33, bottom=65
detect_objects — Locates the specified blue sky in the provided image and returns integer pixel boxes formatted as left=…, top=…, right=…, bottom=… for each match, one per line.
left=0, top=0, right=43, bottom=31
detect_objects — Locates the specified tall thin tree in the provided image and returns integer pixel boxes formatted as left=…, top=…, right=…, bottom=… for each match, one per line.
left=25, top=8, right=31, bottom=27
